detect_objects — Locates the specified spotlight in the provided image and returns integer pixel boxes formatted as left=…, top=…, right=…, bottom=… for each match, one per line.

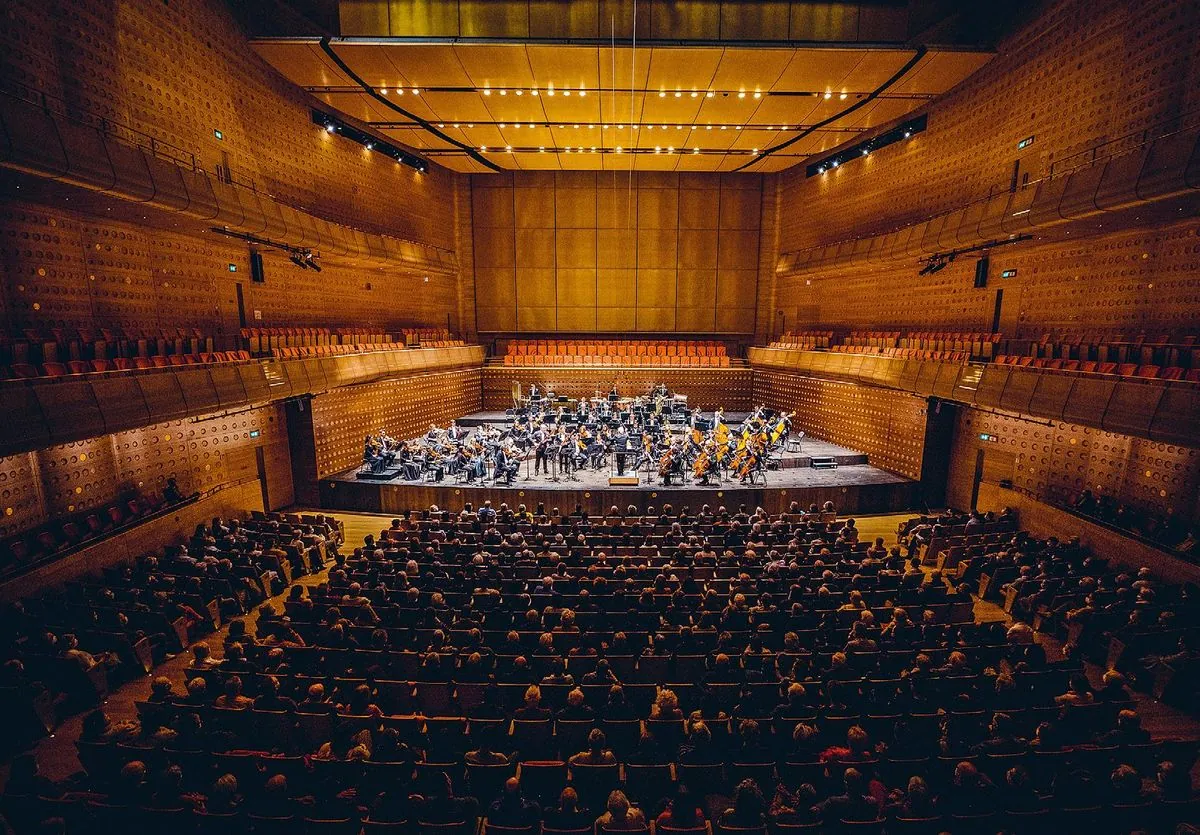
left=306, top=253, right=322, bottom=273
left=325, top=123, right=336, bottom=133
left=290, top=253, right=308, bottom=269
left=928, top=260, right=948, bottom=274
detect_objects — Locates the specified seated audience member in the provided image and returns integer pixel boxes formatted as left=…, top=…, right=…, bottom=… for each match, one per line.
left=514, top=685, right=552, bottom=720
left=812, top=767, right=881, bottom=823
left=569, top=728, right=617, bottom=766
left=720, top=778, right=769, bottom=828
left=1096, top=709, right=1152, bottom=746
left=213, top=675, right=253, bottom=709
left=409, top=770, right=478, bottom=826
left=656, top=784, right=706, bottom=829
left=594, top=789, right=646, bottom=831
left=486, top=777, right=541, bottom=828
left=542, top=787, right=592, bottom=830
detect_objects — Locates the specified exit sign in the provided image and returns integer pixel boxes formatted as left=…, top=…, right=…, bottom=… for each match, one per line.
left=1017, top=135, right=1034, bottom=149
left=1001, top=269, right=1017, bottom=278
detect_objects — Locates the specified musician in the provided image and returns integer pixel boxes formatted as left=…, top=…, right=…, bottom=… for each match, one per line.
left=529, top=384, right=540, bottom=400
left=447, top=421, right=466, bottom=441
left=609, top=383, right=619, bottom=399
left=614, top=424, right=629, bottom=475
left=533, top=426, right=550, bottom=475
left=398, top=443, right=421, bottom=480
left=494, top=444, right=518, bottom=486
left=690, top=407, right=703, bottom=429
left=425, top=424, right=441, bottom=441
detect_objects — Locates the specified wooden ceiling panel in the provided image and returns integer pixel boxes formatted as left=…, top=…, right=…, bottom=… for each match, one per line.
left=710, top=49, right=794, bottom=92
left=773, top=49, right=864, bottom=92
left=454, top=45, right=536, bottom=88
left=255, top=39, right=992, bottom=172
left=644, top=47, right=724, bottom=91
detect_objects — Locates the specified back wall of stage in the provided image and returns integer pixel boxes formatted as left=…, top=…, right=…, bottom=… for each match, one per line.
left=482, top=366, right=754, bottom=412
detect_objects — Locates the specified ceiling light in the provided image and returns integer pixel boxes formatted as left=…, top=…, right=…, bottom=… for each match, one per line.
left=563, top=90, right=570, bottom=96
left=862, top=148, right=869, bottom=156
left=659, top=90, right=666, bottom=98
left=667, top=146, right=674, bottom=152
left=453, top=123, right=460, bottom=128
left=753, top=91, right=762, bottom=98
left=467, top=123, right=474, bottom=128
left=839, top=92, right=847, bottom=100
left=706, top=125, right=712, bottom=130
left=655, top=146, right=661, bottom=153
left=531, top=89, right=538, bottom=96
left=499, top=123, right=506, bottom=128
left=579, top=87, right=586, bottom=96
left=693, top=147, right=699, bottom=154
left=674, top=91, right=682, bottom=98
left=483, top=88, right=491, bottom=96
left=661, top=124, right=666, bottom=130
left=506, top=145, right=512, bottom=152
left=574, top=124, right=580, bottom=129
left=738, top=91, right=746, bottom=98
left=617, top=124, right=624, bottom=129
left=396, top=89, right=404, bottom=95
left=364, top=142, right=373, bottom=150
left=380, top=88, right=388, bottom=95
left=411, top=88, right=419, bottom=95
left=590, top=145, right=596, bottom=151
left=547, top=87, right=555, bottom=96
left=480, top=146, right=487, bottom=152
left=616, top=146, right=622, bottom=153
left=539, top=146, right=545, bottom=152
left=499, top=89, right=506, bottom=96
left=706, top=91, right=714, bottom=98
left=676, top=125, right=683, bottom=130
left=325, top=123, right=335, bottom=133
left=720, top=126, right=727, bottom=131
left=691, top=91, right=698, bottom=98
left=588, top=124, right=594, bottom=129
left=904, top=130, right=912, bottom=137
left=752, top=148, right=758, bottom=154
left=831, top=160, right=839, bottom=167
left=438, top=123, right=444, bottom=128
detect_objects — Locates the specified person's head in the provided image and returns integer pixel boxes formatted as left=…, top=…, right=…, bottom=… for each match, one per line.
left=1111, top=764, right=1141, bottom=794
left=954, top=760, right=980, bottom=787
left=787, top=681, right=807, bottom=703
left=1117, top=709, right=1142, bottom=731
left=306, top=683, right=325, bottom=702
left=587, top=728, right=607, bottom=754
left=558, top=786, right=579, bottom=811
left=688, top=721, right=712, bottom=746
left=119, top=760, right=147, bottom=786
left=264, top=774, right=288, bottom=796
left=524, top=684, right=541, bottom=707
left=151, top=676, right=174, bottom=698
left=192, top=643, right=211, bottom=662
left=906, top=775, right=928, bottom=797
left=567, top=687, right=585, bottom=708
left=1006, top=765, right=1030, bottom=790
left=502, top=776, right=521, bottom=799
left=846, top=725, right=870, bottom=755
left=731, top=778, right=765, bottom=815
left=656, top=688, right=679, bottom=711
left=605, top=789, right=632, bottom=819
left=989, top=712, right=1013, bottom=737
left=224, top=675, right=244, bottom=699
left=212, top=773, right=238, bottom=802
left=843, top=767, right=865, bottom=796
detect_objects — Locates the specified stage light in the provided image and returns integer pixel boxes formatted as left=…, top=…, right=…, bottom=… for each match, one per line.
left=480, top=145, right=487, bottom=152
left=674, top=91, right=681, bottom=98
left=691, top=91, right=698, bottom=98
left=738, top=91, right=746, bottom=98
left=563, top=90, right=570, bottom=96
left=411, top=89, right=419, bottom=95
left=325, top=123, right=335, bottom=133
left=706, top=91, right=714, bottom=98
left=753, top=91, right=761, bottom=98
left=840, top=92, right=847, bottom=100
left=904, top=130, right=911, bottom=138
left=659, top=90, right=666, bottom=97
left=579, top=87, right=586, bottom=96
left=483, top=88, right=491, bottom=95
left=515, top=89, right=523, bottom=96
left=667, top=146, right=674, bottom=153
left=499, top=89, right=506, bottom=96
left=531, top=88, right=538, bottom=96
left=506, top=145, right=512, bottom=152
left=364, top=142, right=373, bottom=150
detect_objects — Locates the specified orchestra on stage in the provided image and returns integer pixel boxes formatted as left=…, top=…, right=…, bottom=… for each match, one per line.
left=360, top=383, right=794, bottom=488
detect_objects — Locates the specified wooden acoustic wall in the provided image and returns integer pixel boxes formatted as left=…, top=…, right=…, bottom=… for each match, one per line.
left=0, top=201, right=459, bottom=339
left=752, top=369, right=927, bottom=480
left=311, top=368, right=483, bottom=477
left=482, top=366, right=753, bottom=412
left=0, top=403, right=292, bottom=539
left=471, top=171, right=762, bottom=334
left=774, top=218, right=1200, bottom=336
left=1, top=0, right=458, bottom=248
left=775, top=0, right=1200, bottom=253
left=946, top=407, right=1200, bottom=525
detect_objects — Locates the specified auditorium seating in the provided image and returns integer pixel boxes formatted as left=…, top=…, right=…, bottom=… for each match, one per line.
left=991, top=331, right=1199, bottom=381
left=5, top=505, right=1195, bottom=835
left=0, top=328, right=250, bottom=379
left=768, top=331, right=835, bottom=350
left=402, top=328, right=458, bottom=346
left=501, top=340, right=732, bottom=367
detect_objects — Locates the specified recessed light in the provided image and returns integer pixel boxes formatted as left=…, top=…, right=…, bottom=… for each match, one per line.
left=675, top=91, right=682, bottom=98
left=483, top=88, right=491, bottom=95
left=480, top=146, right=487, bottom=151
left=753, top=91, right=761, bottom=98
left=499, top=89, right=506, bottom=96
left=738, top=91, right=745, bottom=98
left=563, top=90, right=571, bottom=96
left=839, top=92, right=847, bottom=100
left=691, top=91, right=698, bottom=98
left=824, top=91, right=832, bottom=99
left=531, top=89, right=538, bottom=96
left=706, top=91, right=714, bottom=98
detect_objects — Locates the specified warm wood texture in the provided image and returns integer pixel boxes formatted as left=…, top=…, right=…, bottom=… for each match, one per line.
left=0, top=201, right=460, bottom=339
left=470, top=172, right=761, bottom=333
left=772, top=219, right=1200, bottom=336
left=946, top=406, right=1200, bottom=526
left=975, top=484, right=1200, bottom=585
left=0, top=404, right=292, bottom=539
left=320, top=478, right=919, bottom=520
left=752, top=369, right=928, bottom=480
left=311, top=368, right=483, bottom=477
left=1, top=0, right=458, bottom=247
left=482, top=366, right=753, bottom=411
left=776, top=0, right=1200, bottom=253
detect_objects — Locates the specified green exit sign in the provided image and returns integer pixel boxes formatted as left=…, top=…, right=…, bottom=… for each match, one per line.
left=1017, top=135, right=1034, bottom=149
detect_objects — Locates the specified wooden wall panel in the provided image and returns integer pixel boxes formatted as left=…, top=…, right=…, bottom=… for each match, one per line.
left=776, top=0, right=1200, bottom=253
left=468, top=172, right=762, bottom=333
left=310, top=368, right=483, bottom=477
left=752, top=369, right=927, bottom=480
left=0, top=403, right=291, bottom=539
left=482, top=366, right=752, bottom=411
left=775, top=218, right=1200, bottom=336
left=947, top=406, right=1200, bottom=525
left=0, top=202, right=459, bottom=338
left=1, top=0, right=458, bottom=249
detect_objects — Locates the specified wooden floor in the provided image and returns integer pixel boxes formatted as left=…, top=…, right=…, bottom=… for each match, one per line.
left=13, top=508, right=1199, bottom=789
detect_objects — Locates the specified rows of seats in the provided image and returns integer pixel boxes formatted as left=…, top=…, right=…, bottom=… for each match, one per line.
left=3, top=505, right=1197, bottom=835
left=2, top=350, right=253, bottom=380
left=241, top=328, right=395, bottom=355
left=401, top=328, right=455, bottom=345
left=767, top=331, right=835, bottom=350
left=271, top=344, right=405, bottom=360
left=992, top=355, right=1199, bottom=380
left=997, top=332, right=1199, bottom=369
left=842, top=331, right=902, bottom=350
left=1, top=490, right=185, bottom=578
left=2, top=327, right=218, bottom=368
left=898, top=332, right=1001, bottom=359
left=503, top=340, right=731, bottom=368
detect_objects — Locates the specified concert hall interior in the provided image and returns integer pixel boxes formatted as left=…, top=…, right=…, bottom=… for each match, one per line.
left=1, top=0, right=1199, bottom=833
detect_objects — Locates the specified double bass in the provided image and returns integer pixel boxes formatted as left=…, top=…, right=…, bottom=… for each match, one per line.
left=658, top=447, right=675, bottom=480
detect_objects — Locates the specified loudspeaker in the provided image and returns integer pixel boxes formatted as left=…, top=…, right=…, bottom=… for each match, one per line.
left=608, top=476, right=639, bottom=486
left=250, top=250, right=265, bottom=283
left=973, top=256, right=989, bottom=288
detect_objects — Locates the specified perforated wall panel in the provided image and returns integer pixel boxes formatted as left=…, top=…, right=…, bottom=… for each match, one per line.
left=311, top=368, right=483, bottom=477
left=752, top=369, right=927, bottom=480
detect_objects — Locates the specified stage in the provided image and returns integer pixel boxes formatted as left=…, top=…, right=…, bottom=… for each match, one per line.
left=320, top=412, right=920, bottom=516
